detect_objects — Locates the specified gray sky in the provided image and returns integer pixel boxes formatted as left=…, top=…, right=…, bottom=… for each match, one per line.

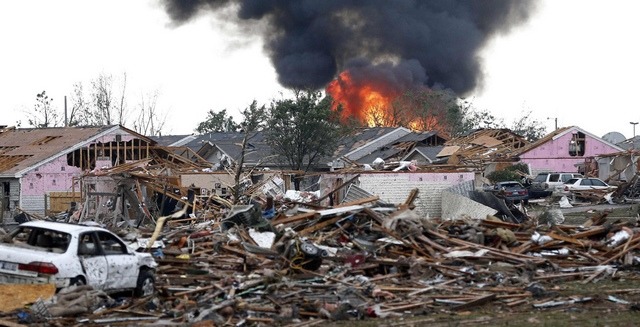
left=1, top=0, right=639, bottom=138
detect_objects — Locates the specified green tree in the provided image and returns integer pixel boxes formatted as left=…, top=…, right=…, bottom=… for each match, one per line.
left=27, top=91, right=61, bottom=128
left=264, top=90, right=345, bottom=184
left=486, top=163, right=529, bottom=183
left=452, top=101, right=505, bottom=137
left=510, top=110, right=547, bottom=142
left=195, top=109, right=239, bottom=134
left=450, top=101, right=546, bottom=141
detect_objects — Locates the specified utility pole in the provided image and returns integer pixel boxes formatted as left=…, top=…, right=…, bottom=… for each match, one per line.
left=630, top=121, right=638, bottom=138
left=547, top=117, right=557, bottom=130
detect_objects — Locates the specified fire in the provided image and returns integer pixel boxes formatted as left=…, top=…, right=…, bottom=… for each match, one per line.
left=326, top=69, right=449, bottom=134
left=326, top=71, right=397, bottom=126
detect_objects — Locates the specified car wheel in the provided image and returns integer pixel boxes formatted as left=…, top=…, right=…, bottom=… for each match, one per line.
left=70, top=276, right=86, bottom=286
left=134, top=269, right=155, bottom=297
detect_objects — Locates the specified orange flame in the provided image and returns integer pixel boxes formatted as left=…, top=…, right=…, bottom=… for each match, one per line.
left=326, top=70, right=448, bottom=133
left=326, top=71, right=397, bottom=126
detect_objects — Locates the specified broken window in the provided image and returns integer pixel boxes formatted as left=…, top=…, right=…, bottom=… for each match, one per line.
left=7, top=227, right=70, bottom=253
left=569, top=132, right=586, bottom=157
left=97, top=231, right=126, bottom=255
left=78, top=233, right=98, bottom=256
left=2, top=182, right=8, bottom=210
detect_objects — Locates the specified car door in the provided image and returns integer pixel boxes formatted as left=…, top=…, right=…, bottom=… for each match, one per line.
left=78, top=232, right=108, bottom=290
left=96, top=231, right=139, bottom=290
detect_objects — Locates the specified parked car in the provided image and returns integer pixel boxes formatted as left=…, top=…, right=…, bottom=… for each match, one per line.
left=488, top=181, right=529, bottom=203
left=529, top=172, right=584, bottom=198
left=0, top=220, right=157, bottom=296
left=560, top=177, right=618, bottom=193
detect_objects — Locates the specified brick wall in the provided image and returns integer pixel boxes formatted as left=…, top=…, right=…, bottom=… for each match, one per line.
left=331, top=171, right=476, bottom=218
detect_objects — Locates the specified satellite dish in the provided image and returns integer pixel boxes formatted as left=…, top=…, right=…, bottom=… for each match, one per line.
left=602, top=131, right=626, bottom=144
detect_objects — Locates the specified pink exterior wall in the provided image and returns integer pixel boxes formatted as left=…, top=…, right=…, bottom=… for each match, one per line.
left=21, top=156, right=83, bottom=196
left=20, top=128, right=139, bottom=196
left=520, top=130, right=621, bottom=174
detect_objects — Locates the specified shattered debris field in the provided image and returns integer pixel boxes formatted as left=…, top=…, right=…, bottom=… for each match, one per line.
left=3, top=198, right=640, bottom=326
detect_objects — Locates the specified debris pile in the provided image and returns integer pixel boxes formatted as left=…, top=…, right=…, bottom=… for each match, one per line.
left=4, top=190, right=640, bottom=325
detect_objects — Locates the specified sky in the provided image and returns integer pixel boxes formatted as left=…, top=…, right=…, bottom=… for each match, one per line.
left=1, top=0, right=639, bottom=140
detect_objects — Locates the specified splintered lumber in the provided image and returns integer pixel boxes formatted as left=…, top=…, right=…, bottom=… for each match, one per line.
left=336, top=195, right=380, bottom=207
left=315, top=174, right=361, bottom=203
left=480, top=218, right=523, bottom=230
left=272, top=212, right=321, bottom=225
left=425, top=230, right=545, bottom=264
left=297, top=205, right=365, bottom=217
left=601, top=236, right=640, bottom=265
left=547, top=231, right=585, bottom=246
left=570, top=225, right=608, bottom=239
left=452, top=293, right=497, bottom=311
left=533, top=271, right=592, bottom=281
left=402, top=188, right=420, bottom=207
left=298, top=216, right=344, bottom=236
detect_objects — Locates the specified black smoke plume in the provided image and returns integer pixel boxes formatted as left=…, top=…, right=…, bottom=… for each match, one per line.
left=161, top=0, right=537, bottom=95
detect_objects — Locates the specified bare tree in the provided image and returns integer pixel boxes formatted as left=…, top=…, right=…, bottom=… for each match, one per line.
left=231, top=100, right=266, bottom=203
left=88, top=72, right=127, bottom=126
left=133, top=90, right=168, bottom=136
left=26, top=91, right=62, bottom=128
left=67, top=82, right=89, bottom=127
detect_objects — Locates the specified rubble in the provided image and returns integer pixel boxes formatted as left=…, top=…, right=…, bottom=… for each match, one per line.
left=3, top=184, right=640, bottom=326
left=3, top=152, right=640, bottom=326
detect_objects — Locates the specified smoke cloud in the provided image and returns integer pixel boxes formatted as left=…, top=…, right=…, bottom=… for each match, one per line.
left=161, top=0, right=537, bottom=95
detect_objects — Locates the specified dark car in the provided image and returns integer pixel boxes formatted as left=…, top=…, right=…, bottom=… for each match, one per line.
left=489, top=181, right=529, bottom=203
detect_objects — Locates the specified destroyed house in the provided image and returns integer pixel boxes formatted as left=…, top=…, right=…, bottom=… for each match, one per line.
left=615, top=135, right=640, bottom=151
left=183, top=131, right=284, bottom=170
left=515, top=126, right=624, bottom=176
left=0, top=125, right=155, bottom=220
left=436, top=128, right=529, bottom=167
left=328, top=127, right=447, bottom=170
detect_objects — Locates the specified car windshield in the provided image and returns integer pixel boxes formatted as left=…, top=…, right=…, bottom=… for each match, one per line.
left=7, top=227, right=71, bottom=253
left=533, top=174, right=548, bottom=182
left=499, top=182, right=522, bottom=188
left=564, top=178, right=579, bottom=184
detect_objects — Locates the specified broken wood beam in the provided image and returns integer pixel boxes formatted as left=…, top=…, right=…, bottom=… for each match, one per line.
left=452, top=293, right=497, bottom=311
left=272, top=212, right=321, bottom=225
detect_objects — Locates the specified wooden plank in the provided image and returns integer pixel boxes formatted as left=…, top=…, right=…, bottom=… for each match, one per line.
left=336, top=195, right=380, bottom=207
left=547, top=231, right=585, bottom=246
left=297, top=205, right=365, bottom=217
left=452, top=293, right=497, bottom=311
left=298, top=216, right=343, bottom=236
left=272, top=211, right=320, bottom=225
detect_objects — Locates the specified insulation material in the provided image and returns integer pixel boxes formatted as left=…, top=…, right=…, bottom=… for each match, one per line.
left=0, top=283, right=56, bottom=312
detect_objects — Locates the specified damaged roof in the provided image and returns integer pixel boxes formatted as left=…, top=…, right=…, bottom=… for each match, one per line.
left=189, top=131, right=279, bottom=166
left=439, top=128, right=529, bottom=165
left=331, top=127, right=407, bottom=161
left=357, top=130, right=446, bottom=164
left=0, top=125, right=153, bottom=177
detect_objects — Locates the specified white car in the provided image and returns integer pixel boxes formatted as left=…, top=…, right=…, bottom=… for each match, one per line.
left=560, top=178, right=617, bottom=192
left=0, top=221, right=157, bottom=296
